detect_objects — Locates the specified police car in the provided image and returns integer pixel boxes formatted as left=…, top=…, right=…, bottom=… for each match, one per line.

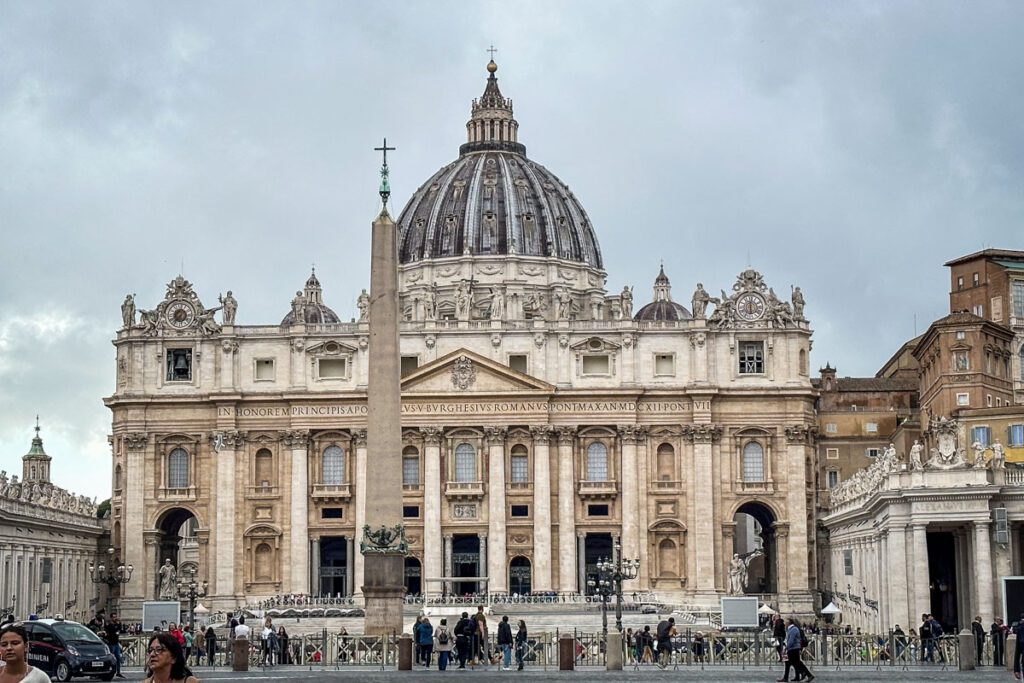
left=23, top=616, right=117, bottom=681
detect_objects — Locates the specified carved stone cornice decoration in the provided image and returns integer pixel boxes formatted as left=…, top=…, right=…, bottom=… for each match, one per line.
left=555, top=426, right=577, bottom=445
left=772, top=522, right=790, bottom=539
left=280, top=430, right=309, bottom=449
left=351, top=428, right=368, bottom=447
left=484, top=426, right=507, bottom=445
left=420, top=426, right=443, bottom=445
left=530, top=425, right=554, bottom=442
left=689, top=332, right=706, bottom=348
left=221, top=339, right=238, bottom=354
left=784, top=424, right=817, bottom=445
left=617, top=424, right=648, bottom=444
left=684, top=424, right=722, bottom=444
left=210, top=430, right=245, bottom=452
left=533, top=332, right=546, bottom=348
left=123, top=433, right=148, bottom=450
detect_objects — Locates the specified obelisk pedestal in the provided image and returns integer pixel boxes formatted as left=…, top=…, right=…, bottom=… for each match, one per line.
left=360, top=161, right=407, bottom=635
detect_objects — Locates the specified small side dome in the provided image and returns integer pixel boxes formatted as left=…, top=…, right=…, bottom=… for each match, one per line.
left=281, top=269, right=342, bottom=325
left=634, top=265, right=691, bottom=321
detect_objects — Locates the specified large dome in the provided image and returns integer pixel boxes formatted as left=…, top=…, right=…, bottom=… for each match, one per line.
left=397, top=61, right=602, bottom=269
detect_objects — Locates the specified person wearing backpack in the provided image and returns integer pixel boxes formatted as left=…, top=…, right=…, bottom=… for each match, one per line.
left=454, top=612, right=472, bottom=669
left=434, top=618, right=453, bottom=671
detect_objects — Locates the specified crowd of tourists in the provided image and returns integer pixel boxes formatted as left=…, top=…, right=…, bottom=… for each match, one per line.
left=411, top=606, right=528, bottom=671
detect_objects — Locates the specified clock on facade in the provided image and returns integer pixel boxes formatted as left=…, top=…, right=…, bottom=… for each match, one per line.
left=736, top=293, right=766, bottom=321
left=165, top=300, right=196, bottom=328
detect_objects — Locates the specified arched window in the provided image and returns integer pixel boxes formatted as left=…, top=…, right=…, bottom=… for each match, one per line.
left=168, top=448, right=189, bottom=488
left=454, top=443, right=476, bottom=482
left=1020, top=344, right=1024, bottom=380
left=255, top=543, right=273, bottom=581
left=586, top=442, right=609, bottom=481
left=322, top=445, right=345, bottom=486
left=255, top=449, right=273, bottom=487
left=658, top=539, right=678, bottom=577
left=114, top=464, right=123, bottom=491
left=510, top=444, right=529, bottom=483
left=402, top=446, right=420, bottom=486
left=799, top=349, right=808, bottom=375
left=742, top=442, right=765, bottom=482
left=656, top=443, right=674, bottom=481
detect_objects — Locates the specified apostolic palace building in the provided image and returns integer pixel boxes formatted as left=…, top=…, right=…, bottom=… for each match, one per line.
left=105, top=60, right=819, bottom=619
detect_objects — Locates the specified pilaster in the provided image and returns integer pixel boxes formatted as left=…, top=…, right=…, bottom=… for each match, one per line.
left=530, top=425, right=553, bottom=592
left=282, top=429, right=309, bottom=594
left=422, top=427, right=443, bottom=597
left=485, top=426, right=508, bottom=593
left=556, top=426, right=577, bottom=593
left=352, top=428, right=367, bottom=599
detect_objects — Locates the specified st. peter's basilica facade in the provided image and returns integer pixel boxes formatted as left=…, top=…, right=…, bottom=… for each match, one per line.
left=106, top=60, right=818, bottom=619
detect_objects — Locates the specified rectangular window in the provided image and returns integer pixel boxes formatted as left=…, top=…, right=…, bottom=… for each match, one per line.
left=955, top=330, right=966, bottom=340
left=865, top=422, right=878, bottom=433
left=321, top=508, right=343, bottom=519
left=843, top=549, right=853, bottom=576
left=1008, top=424, right=1024, bottom=447
left=587, top=504, right=609, bottom=517
left=865, top=448, right=880, bottom=458
left=318, top=358, right=347, bottom=379
left=972, top=426, right=992, bottom=447
left=973, top=304, right=984, bottom=317
left=581, top=354, right=610, bottom=375
left=254, top=359, right=275, bottom=381
left=825, top=423, right=837, bottom=434
left=1013, top=281, right=1024, bottom=319
left=957, top=392, right=970, bottom=406
left=510, top=454, right=529, bottom=483
left=654, top=354, right=675, bottom=376
left=508, top=354, right=528, bottom=374
left=402, top=457, right=420, bottom=486
left=166, top=349, right=192, bottom=382
left=401, top=356, right=419, bottom=375
left=739, top=342, right=764, bottom=374
left=41, top=558, right=52, bottom=584
left=402, top=505, right=420, bottom=518
left=510, top=504, right=529, bottom=518
left=973, top=272, right=980, bottom=286
left=827, top=470, right=840, bottom=489
left=957, top=275, right=964, bottom=290
left=826, top=448, right=839, bottom=460
left=987, top=394, right=994, bottom=407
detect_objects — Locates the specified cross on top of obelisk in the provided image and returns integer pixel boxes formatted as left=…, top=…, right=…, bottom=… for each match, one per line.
left=374, top=137, right=395, bottom=206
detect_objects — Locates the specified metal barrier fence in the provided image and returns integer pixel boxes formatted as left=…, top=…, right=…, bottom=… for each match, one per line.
left=117, top=629, right=969, bottom=671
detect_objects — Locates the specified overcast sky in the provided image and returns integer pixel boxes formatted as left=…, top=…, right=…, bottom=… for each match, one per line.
left=1, top=1, right=1022, bottom=501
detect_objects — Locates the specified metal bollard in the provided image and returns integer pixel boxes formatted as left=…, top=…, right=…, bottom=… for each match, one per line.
left=559, top=633, right=575, bottom=671
left=958, top=629, right=975, bottom=671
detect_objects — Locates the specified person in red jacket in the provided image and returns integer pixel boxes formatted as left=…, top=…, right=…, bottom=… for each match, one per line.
left=168, top=622, right=186, bottom=647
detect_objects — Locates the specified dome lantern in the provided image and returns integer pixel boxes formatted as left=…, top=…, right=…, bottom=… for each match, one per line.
left=634, top=267, right=692, bottom=322
left=460, top=59, right=525, bottom=157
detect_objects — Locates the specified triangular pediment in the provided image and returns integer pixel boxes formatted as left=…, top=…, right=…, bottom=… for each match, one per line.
left=401, top=348, right=555, bottom=394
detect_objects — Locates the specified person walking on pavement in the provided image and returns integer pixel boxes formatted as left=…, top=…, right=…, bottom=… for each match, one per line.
left=103, top=612, right=126, bottom=678
left=1012, top=614, right=1024, bottom=679
left=778, top=618, right=813, bottom=682
left=204, top=623, right=217, bottom=666
left=773, top=615, right=787, bottom=661
left=971, top=615, right=985, bottom=665
left=418, top=616, right=434, bottom=668
left=655, top=617, right=674, bottom=667
left=454, top=611, right=472, bottom=669
left=472, top=605, right=488, bottom=667
left=497, top=615, right=513, bottom=670
left=434, top=618, right=453, bottom=671
left=514, top=620, right=528, bottom=671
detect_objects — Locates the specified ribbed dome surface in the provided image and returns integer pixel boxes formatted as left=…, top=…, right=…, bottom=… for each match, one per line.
left=280, top=271, right=341, bottom=325
left=634, top=299, right=691, bottom=321
left=398, top=152, right=602, bottom=267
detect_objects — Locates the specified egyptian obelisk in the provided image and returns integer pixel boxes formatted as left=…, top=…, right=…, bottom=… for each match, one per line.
left=361, top=139, right=407, bottom=635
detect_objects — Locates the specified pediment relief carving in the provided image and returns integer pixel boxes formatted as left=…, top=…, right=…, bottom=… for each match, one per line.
left=569, top=336, right=621, bottom=352
left=401, top=349, right=554, bottom=394
left=306, top=340, right=358, bottom=357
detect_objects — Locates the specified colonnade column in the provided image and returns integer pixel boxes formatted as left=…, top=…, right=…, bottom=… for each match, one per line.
left=556, top=427, right=577, bottom=593
left=422, top=427, right=443, bottom=598
left=974, top=521, right=994, bottom=619
left=352, top=429, right=367, bottom=599
left=283, top=430, right=309, bottom=594
left=485, top=427, right=508, bottom=593
left=618, top=425, right=642, bottom=592
left=530, top=426, right=553, bottom=593
left=911, top=524, right=930, bottom=620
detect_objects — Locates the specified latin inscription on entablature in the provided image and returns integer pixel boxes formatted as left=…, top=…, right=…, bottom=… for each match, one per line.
left=218, top=400, right=693, bottom=419
left=912, top=499, right=990, bottom=514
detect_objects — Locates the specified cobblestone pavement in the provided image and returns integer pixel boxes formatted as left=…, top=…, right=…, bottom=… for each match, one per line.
left=117, top=665, right=1011, bottom=681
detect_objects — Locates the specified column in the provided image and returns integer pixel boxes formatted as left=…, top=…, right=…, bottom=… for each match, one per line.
left=556, top=427, right=577, bottom=593
left=444, top=535, right=454, bottom=596
left=422, top=428, right=444, bottom=598
left=637, top=437, right=651, bottom=588
left=310, top=538, right=321, bottom=595
left=284, top=430, right=309, bottom=594
left=912, top=524, right=930, bottom=620
left=352, top=429, right=367, bottom=598
left=143, top=532, right=160, bottom=601
left=887, top=525, right=910, bottom=630
left=485, top=427, right=508, bottom=593
left=531, top=426, right=553, bottom=592
left=774, top=523, right=790, bottom=595
left=975, top=521, right=994, bottom=619
left=618, top=425, right=641, bottom=592
left=346, top=538, right=355, bottom=596
left=477, top=534, right=487, bottom=594
left=577, top=532, right=586, bottom=593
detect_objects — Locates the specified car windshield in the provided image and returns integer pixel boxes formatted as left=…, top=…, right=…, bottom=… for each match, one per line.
left=52, top=622, right=103, bottom=643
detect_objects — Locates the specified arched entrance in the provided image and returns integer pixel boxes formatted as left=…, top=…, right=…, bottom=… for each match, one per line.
left=732, top=502, right=776, bottom=594
left=509, top=556, right=531, bottom=595
left=154, top=507, right=200, bottom=598
left=404, top=557, right=422, bottom=596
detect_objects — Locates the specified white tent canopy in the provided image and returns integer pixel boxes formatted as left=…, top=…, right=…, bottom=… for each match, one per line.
left=758, top=603, right=777, bottom=615
left=820, top=602, right=842, bottom=615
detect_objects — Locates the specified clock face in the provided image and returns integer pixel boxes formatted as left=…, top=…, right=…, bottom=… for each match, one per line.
left=736, top=293, right=766, bottom=321
left=166, top=300, right=196, bottom=328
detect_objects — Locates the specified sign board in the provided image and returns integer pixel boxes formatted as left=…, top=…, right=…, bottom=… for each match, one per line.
left=720, top=596, right=759, bottom=629
left=1002, top=577, right=1024, bottom=624
left=143, top=601, right=181, bottom=631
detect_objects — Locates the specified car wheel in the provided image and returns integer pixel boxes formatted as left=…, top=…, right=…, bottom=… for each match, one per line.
left=55, top=659, right=73, bottom=681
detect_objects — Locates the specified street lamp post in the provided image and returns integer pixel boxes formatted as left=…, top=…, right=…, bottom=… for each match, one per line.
left=2, top=595, right=16, bottom=618
left=591, top=541, right=640, bottom=634
left=177, top=568, right=208, bottom=631
left=89, top=547, right=134, bottom=588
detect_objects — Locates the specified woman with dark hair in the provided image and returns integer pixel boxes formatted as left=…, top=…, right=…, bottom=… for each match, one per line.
left=143, top=630, right=200, bottom=683
left=0, top=622, right=50, bottom=682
